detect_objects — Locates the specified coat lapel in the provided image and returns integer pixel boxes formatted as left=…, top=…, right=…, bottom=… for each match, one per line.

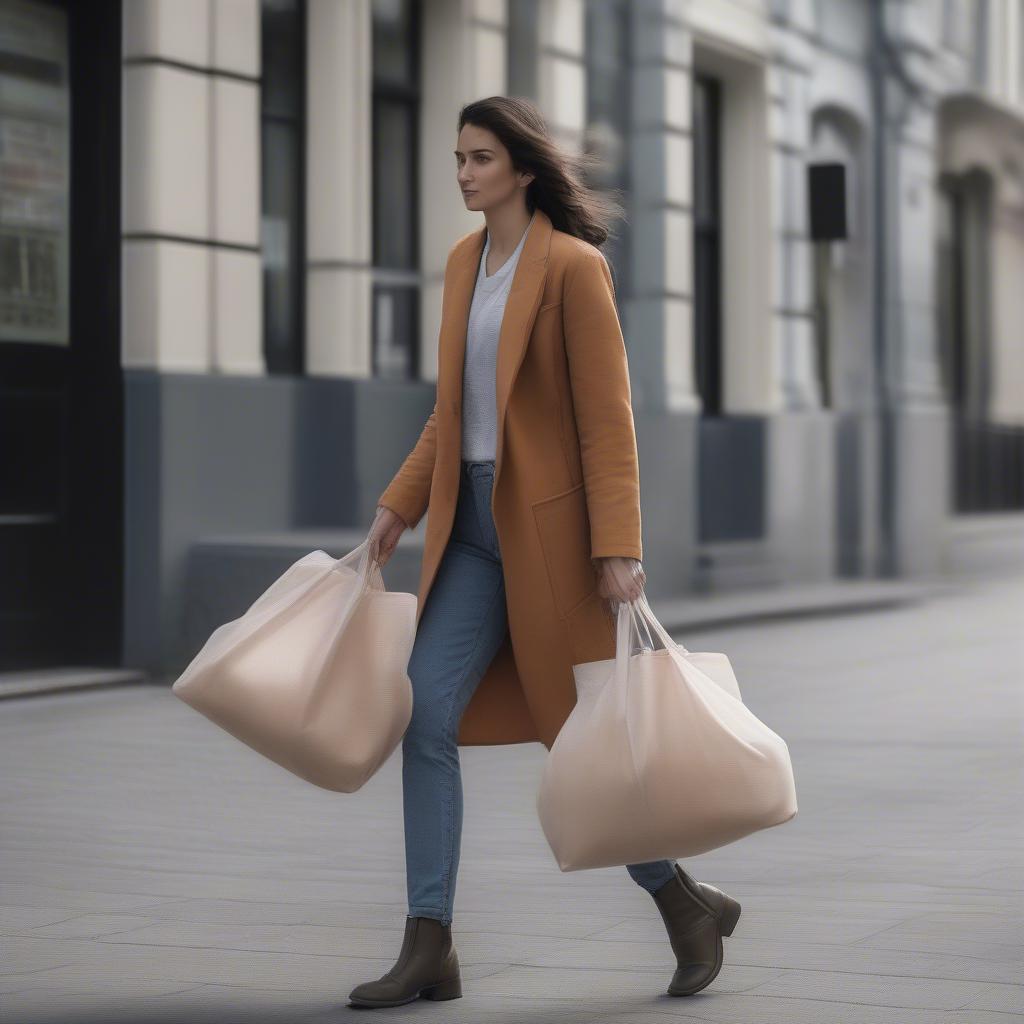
left=439, top=207, right=553, bottom=487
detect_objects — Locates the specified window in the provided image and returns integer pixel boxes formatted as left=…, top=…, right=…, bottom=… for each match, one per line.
left=941, top=0, right=971, bottom=54
left=584, top=0, right=631, bottom=297
left=938, top=169, right=1024, bottom=512
left=692, top=73, right=723, bottom=416
left=1019, top=5, right=1024, bottom=101
left=507, top=0, right=539, bottom=100
left=371, top=0, right=420, bottom=379
left=0, top=0, right=69, bottom=346
left=970, top=0, right=990, bottom=88
left=261, top=0, right=306, bottom=375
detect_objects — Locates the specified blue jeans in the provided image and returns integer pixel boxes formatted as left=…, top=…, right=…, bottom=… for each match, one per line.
left=401, top=458, right=678, bottom=925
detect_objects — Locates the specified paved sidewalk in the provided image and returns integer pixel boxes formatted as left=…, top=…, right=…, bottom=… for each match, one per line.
left=1, top=572, right=1021, bottom=1023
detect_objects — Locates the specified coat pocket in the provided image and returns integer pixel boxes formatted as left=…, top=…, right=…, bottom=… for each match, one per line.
left=531, top=481, right=599, bottom=620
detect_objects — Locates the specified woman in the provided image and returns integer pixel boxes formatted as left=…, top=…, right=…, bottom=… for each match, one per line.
left=351, top=97, right=740, bottom=1008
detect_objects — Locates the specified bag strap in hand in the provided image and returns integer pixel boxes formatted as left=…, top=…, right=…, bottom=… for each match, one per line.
left=613, top=589, right=693, bottom=680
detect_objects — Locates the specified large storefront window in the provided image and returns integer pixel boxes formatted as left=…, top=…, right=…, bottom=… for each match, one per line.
left=692, top=72, right=723, bottom=417
left=584, top=0, right=631, bottom=297
left=938, top=165, right=1024, bottom=513
left=261, top=0, right=307, bottom=375
left=1, top=0, right=123, bottom=670
left=507, top=0, right=539, bottom=100
left=0, top=0, right=69, bottom=347
left=371, top=0, right=420, bottom=379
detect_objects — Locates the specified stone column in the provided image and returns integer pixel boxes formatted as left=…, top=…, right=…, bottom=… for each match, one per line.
left=536, top=0, right=586, bottom=150
left=624, top=0, right=699, bottom=415
left=417, top=0, right=506, bottom=380
left=123, top=0, right=261, bottom=373
left=305, top=0, right=372, bottom=377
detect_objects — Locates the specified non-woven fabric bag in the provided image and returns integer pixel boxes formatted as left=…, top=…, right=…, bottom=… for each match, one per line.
left=172, top=537, right=416, bottom=793
left=537, top=591, right=798, bottom=870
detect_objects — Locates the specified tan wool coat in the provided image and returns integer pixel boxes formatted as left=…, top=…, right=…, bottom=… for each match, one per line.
left=377, top=206, right=642, bottom=751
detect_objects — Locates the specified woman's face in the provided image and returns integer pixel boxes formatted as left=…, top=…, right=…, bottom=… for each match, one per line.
left=455, top=123, right=532, bottom=212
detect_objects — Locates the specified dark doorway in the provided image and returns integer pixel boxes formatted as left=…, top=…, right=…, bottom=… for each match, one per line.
left=938, top=169, right=1024, bottom=512
left=692, top=72, right=722, bottom=417
left=692, top=70, right=766, bottom=546
left=0, top=0, right=123, bottom=669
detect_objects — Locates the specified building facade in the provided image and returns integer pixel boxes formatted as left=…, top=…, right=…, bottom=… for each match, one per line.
left=2, top=0, right=1023, bottom=677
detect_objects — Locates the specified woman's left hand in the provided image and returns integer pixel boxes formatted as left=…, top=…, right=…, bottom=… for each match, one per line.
left=596, top=556, right=646, bottom=614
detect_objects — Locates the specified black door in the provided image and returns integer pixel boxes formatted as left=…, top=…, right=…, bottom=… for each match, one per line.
left=692, top=73, right=722, bottom=418
left=0, top=0, right=122, bottom=669
left=692, top=71, right=765, bottom=547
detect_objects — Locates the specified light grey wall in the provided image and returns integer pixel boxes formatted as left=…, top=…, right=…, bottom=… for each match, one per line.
left=123, top=370, right=433, bottom=671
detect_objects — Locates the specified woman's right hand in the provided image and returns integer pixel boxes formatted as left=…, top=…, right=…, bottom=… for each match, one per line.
left=368, top=504, right=408, bottom=567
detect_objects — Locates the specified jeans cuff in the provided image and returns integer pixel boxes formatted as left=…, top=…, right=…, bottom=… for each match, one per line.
left=408, top=905, right=451, bottom=925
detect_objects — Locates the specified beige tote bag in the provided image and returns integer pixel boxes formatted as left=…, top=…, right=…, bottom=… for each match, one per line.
left=537, top=592, right=798, bottom=870
left=172, top=537, right=416, bottom=793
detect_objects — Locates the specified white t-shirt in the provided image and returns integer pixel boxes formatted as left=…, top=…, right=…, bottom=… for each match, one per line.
left=461, top=211, right=536, bottom=462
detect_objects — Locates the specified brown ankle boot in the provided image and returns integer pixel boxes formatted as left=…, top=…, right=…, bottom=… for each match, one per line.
left=650, top=863, right=741, bottom=996
left=347, top=915, right=462, bottom=1008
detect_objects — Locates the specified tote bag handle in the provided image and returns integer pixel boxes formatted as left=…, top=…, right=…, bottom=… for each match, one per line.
left=631, top=591, right=691, bottom=656
left=302, top=537, right=382, bottom=686
left=613, top=592, right=690, bottom=669
left=612, top=591, right=695, bottom=717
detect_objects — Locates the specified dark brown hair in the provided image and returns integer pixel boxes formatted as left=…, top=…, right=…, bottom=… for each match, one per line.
left=457, top=96, right=625, bottom=249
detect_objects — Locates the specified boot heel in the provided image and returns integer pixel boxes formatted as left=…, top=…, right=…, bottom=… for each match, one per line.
left=718, top=895, right=741, bottom=937
left=422, top=976, right=462, bottom=1001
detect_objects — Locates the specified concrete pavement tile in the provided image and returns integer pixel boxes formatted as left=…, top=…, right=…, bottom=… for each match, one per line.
left=972, top=865, right=1024, bottom=888
left=0, top=988, right=311, bottom=1024
left=741, top=967, right=991, bottom=1009
left=646, top=993, right=964, bottom=1024
left=721, top=887, right=1014, bottom=913
left=852, top=910, right=1022, bottom=950
left=466, top=962, right=773, bottom=1000
left=0, top=966, right=81, bottom=995
left=20, top=913, right=163, bottom=939
left=89, top=920, right=406, bottom=957
left=0, top=962, right=212, bottom=995
left=433, top=930, right=683, bottom=970
left=851, top=929, right=1024, bottom=966
left=0, top=969, right=209, bottom=999
left=128, top=897, right=624, bottom=939
left=323, top=989, right=957, bottom=1024
left=0, top=906, right=83, bottom=931
left=723, top=934, right=1020, bottom=983
left=590, top=908, right=905, bottom=944
left=0, top=935, right=98, bottom=975
left=2, top=860, right=414, bottom=904
left=308, top=995, right=646, bottom=1024
left=0, top=881, right=187, bottom=913
left=958, top=980, right=1024, bottom=1015
left=0, top=935, right=354, bottom=990
left=90, top=919, right=688, bottom=971
left=588, top=1008, right=941, bottom=1024
left=716, top=879, right=1020, bottom=908
left=934, top=1013, right=1024, bottom=1024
